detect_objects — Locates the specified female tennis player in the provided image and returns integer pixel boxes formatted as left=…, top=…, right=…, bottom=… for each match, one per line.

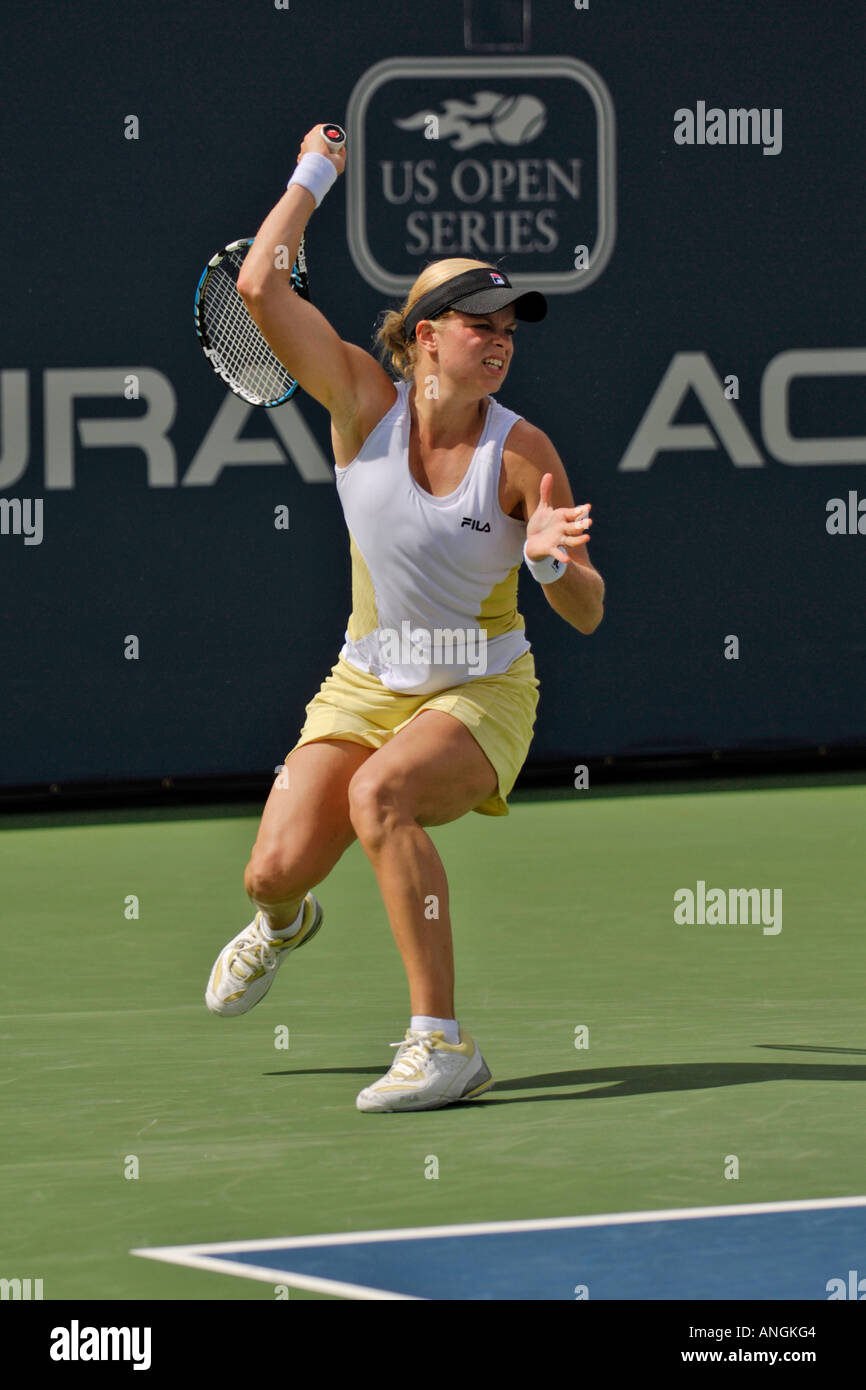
left=205, top=124, right=605, bottom=1112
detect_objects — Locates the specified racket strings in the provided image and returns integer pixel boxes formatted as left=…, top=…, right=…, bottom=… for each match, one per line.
left=203, top=249, right=296, bottom=405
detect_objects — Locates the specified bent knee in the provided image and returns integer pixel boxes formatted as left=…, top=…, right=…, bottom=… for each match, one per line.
left=244, top=849, right=307, bottom=904
left=347, top=771, right=408, bottom=841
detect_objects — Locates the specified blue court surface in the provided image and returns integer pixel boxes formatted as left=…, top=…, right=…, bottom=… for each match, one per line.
left=132, top=1196, right=866, bottom=1300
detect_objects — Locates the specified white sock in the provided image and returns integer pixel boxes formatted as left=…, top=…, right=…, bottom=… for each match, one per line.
left=411, top=1014, right=460, bottom=1045
left=260, top=901, right=305, bottom=940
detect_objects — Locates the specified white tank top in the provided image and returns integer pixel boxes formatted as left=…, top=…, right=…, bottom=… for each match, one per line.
left=334, top=379, right=531, bottom=694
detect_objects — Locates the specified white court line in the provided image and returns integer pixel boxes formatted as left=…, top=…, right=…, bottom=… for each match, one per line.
left=134, top=1193, right=866, bottom=1255
left=131, top=1194, right=866, bottom=1300
left=130, top=1248, right=418, bottom=1301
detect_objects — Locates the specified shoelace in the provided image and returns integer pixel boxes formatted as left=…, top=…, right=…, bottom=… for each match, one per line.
left=229, top=921, right=285, bottom=981
left=387, top=1031, right=437, bottom=1080
left=230, top=942, right=276, bottom=981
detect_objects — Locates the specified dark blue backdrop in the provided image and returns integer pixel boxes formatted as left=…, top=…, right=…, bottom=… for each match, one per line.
left=2, top=0, right=864, bottom=788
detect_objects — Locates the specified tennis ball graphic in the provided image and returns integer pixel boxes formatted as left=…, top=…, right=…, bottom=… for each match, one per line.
left=489, top=94, right=546, bottom=146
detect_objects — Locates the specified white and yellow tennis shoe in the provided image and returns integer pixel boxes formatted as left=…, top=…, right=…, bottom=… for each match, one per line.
left=205, top=895, right=323, bottom=1016
left=356, top=1028, right=493, bottom=1112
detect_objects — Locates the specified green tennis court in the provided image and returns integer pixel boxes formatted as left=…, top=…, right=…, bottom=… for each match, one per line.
left=2, top=773, right=863, bottom=1300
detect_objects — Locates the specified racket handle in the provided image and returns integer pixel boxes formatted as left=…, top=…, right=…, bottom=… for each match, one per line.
left=320, top=123, right=346, bottom=152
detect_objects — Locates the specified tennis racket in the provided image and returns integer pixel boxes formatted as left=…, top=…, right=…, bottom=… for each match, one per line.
left=193, top=123, right=346, bottom=408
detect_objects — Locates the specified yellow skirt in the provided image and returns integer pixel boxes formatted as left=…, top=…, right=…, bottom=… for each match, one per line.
left=286, top=649, right=540, bottom=816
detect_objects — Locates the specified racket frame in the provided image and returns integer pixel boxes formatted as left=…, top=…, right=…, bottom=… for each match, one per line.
left=193, top=234, right=309, bottom=408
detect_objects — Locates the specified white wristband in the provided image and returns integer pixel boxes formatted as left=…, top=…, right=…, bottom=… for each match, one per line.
left=523, top=540, right=567, bottom=584
left=287, top=152, right=338, bottom=208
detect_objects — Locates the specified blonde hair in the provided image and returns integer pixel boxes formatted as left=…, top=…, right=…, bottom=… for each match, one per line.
left=374, top=258, right=499, bottom=381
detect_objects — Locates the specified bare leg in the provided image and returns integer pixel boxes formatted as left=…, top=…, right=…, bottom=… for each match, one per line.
left=346, top=710, right=498, bottom=1018
left=244, top=739, right=372, bottom=929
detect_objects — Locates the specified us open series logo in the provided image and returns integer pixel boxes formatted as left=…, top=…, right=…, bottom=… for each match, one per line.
left=345, top=56, right=616, bottom=296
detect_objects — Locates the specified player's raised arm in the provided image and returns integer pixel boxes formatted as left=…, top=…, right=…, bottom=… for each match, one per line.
left=236, top=125, right=369, bottom=429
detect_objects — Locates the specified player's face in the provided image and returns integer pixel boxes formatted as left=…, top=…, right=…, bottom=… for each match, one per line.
left=436, top=309, right=517, bottom=389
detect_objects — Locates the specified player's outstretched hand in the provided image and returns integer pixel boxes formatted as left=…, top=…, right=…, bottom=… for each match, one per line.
left=297, top=124, right=347, bottom=174
left=525, top=472, right=592, bottom=565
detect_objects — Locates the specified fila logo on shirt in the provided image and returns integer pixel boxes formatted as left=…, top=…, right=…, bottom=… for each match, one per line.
left=461, top=517, right=491, bottom=532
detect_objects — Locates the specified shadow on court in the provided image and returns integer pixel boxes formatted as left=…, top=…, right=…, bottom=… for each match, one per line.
left=264, top=1052, right=866, bottom=1102
left=264, top=1067, right=391, bottom=1078
left=756, top=1043, right=866, bottom=1056
left=478, top=1059, right=866, bottom=1102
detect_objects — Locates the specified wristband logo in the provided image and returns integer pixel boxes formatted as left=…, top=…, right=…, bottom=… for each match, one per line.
left=345, top=56, right=616, bottom=295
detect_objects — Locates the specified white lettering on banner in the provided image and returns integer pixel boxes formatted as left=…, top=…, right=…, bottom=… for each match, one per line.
left=380, top=159, right=438, bottom=204
left=346, top=57, right=616, bottom=294
left=44, top=369, right=177, bottom=488
left=0, top=372, right=28, bottom=488
left=619, top=350, right=866, bottom=470
left=383, top=157, right=581, bottom=254
left=762, top=351, right=866, bottom=464
left=180, top=390, right=333, bottom=485
left=0, top=370, right=332, bottom=489
left=405, top=208, right=558, bottom=255
left=381, top=158, right=580, bottom=205
left=3, top=354, right=865, bottom=490
left=619, top=354, right=763, bottom=471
